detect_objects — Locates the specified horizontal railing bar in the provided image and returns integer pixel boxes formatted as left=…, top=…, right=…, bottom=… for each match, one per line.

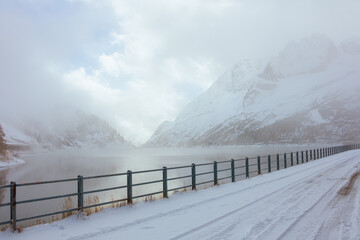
left=196, top=162, right=214, bottom=167
left=248, top=157, right=257, bottom=160
left=83, top=198, right=128, bottom=209
left=248, top=163, right=258, bottom=167
left=234, top=166, right=245, bottom=169
left=83, top=172, right=127, bottom=180
left=168, top=185, right=192, bottom=192
left=0, top=220, right=11, bottom=226
left=0, top=202, right=10, bottom=207
left=132, top=179, right=163, bottom=187
left=218, top=176, right=231, bottom=181
left=196, top=180, right=214, bottom=186
left=195, top=171, right=214, bottom=176
left=261, top=162, right=268, bottom=165
left=17, top=207, right=79, bottom=223
left=234, top=158, right=246, bottom=162
left=235, top=173, right=246, bottom=177
left=167, top=175, right=192, bottom=181
left=17, top=192, right=78, bottom=205
left=133, top=191, right=164, bottom=199
left=132, top=168, right=163, bottom=174
left=167, top=165, right=192, bottom=170
left=217, top=168, right=231, bottom=173
left=217, top=160, right=232, bottom=164
left=249, top=170, right=259, bottom=174
left=17, top=178, right=77, bottom=187
left=83, top=185, right=127, bottom=195
left=0, top=185, right=10, bottom=189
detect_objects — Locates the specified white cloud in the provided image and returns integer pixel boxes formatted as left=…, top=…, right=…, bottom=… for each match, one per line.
left=1, top=0, right=360, bottom=144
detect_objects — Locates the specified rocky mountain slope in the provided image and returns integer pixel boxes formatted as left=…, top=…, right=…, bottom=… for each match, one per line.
left=0, top=111, right=132, bottom=150
left=146, top=35, right=360, bottom=147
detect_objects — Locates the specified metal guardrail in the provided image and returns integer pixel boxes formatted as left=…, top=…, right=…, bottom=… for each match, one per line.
left=0, top=144, right=358, bottom=230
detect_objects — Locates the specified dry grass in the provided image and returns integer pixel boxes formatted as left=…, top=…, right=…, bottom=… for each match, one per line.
left=338, top=170, right=360, bottom=196
left=1, top=183, right=211, bottom=231
left=144, top=193, right=162, bottom=202
left=61, top=197, right=75, bottom=219
left=1, top=225, right=8, bottom=232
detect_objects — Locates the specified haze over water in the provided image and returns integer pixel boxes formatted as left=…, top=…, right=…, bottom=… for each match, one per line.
left=1, top=145, right=318, bottom=227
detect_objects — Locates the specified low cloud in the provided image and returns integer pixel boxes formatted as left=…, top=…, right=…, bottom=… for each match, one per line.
left=1, top=0, right=360, bottom=144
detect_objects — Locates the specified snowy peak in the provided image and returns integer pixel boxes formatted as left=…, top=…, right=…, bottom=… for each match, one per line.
left=0, top=111, right=133, bottom=150
left=269, top=34, right=338, bottom=78
left=339, top=37, right=360, bottom=55
left=211, top=59, right=265, bottom=93
left=146, top=35, right=360, bottom=147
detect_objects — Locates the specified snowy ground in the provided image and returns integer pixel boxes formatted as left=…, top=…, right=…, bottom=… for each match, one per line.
left=0, top=158, right=24, bottom=169
left=2, top=150, right=360, bottom=240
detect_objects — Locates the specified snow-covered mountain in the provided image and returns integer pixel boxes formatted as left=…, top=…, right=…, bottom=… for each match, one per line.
left=146, top=35, right=360, bottom=147
left=0, top=111, right=132, bottom=150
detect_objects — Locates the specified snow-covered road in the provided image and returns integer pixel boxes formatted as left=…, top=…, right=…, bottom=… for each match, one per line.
left=2, top=150, right=360, bottom=240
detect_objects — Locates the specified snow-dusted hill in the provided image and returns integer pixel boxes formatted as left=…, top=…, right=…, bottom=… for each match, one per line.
left=0, top=111, right=132, bottom=150
left=146, top=35, right=360, bottom=147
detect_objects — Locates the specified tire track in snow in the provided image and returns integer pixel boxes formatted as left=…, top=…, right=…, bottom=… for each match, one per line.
left=170, top=153, right=360, bottom=240
left=302, top=166, right=360, bottom=240
left=265, top=155, right=360, bottom=240
left=239, top=155, right=359, bottom=240
left=273, top=155, right=360, bottom=240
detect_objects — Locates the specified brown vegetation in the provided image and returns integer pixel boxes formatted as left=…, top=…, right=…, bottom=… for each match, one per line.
left=338, top=170, right=360, bottom=196
left=0, top=124, right=7, bottom=160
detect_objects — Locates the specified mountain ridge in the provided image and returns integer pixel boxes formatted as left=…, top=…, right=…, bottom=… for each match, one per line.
left=146, top=35, right=360, bottom=147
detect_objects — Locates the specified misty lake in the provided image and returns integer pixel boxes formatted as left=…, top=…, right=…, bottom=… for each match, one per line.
left=0, top=145, right=317, bottom=227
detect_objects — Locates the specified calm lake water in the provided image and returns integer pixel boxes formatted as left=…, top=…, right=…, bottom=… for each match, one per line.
left=0, top=145, right=320, bottom=227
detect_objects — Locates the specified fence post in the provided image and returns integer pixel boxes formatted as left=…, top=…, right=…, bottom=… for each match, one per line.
left=268, top=155, right=271, bottom=173
left=301, top=151, right=304, bottom=163
left=127, top=170, right=133, bottom=204
left=306, top=150, right=308, bottom=162
left=277, top=154, right=280, bottom=170
left=162, top=167, right=168, bottom=198
left=246, top=157, right=249, bottom=178
left=231, top=159, right=235, bottom=182
left=214, top=161, right=218, bottom=185
left=310, top=150, right=312, bottom=160
left=191, top=163, right=196, bottom=190
left=10, top=181, right=16, bottom=231
left=296, top=152, right=299, bottom=165
left=284, top=153, right=287, bottom=169
left=291, top=152, right=293, bottom=166
left=257, top=156, right=261, bottom=175
left=77, top=175, right=83, bottom=212
left=317, top=149, right=319, bottom=159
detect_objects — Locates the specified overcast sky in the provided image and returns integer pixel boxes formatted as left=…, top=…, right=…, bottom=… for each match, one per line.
left=1, top=0, right=359, bottom=144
